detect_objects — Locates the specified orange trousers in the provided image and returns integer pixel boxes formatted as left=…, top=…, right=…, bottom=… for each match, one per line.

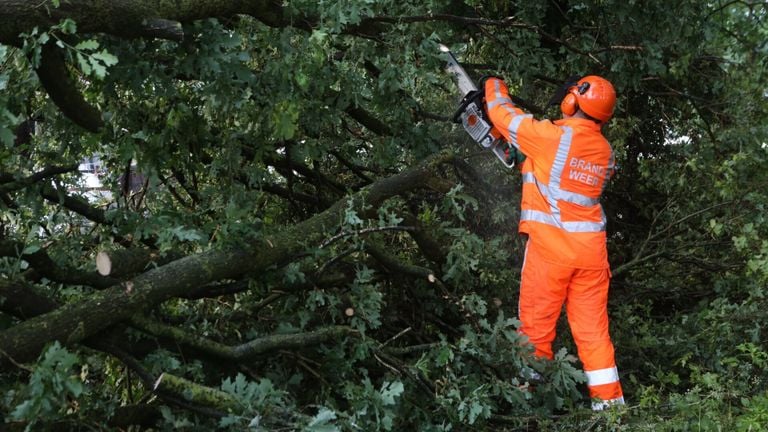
left=518, top=241, right=624, bottom=407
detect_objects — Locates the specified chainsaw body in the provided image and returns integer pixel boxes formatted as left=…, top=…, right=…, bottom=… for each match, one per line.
left=440, top=45, right=523, bottom=169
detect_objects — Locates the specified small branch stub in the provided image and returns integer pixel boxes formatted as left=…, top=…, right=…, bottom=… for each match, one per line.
left=345, top=307, right=355, bottom=317
left=153, top=373, right=166, bottom=392
left=96, top=251, right=112, bottom=276
left=94, top=248, right=180, bottom=278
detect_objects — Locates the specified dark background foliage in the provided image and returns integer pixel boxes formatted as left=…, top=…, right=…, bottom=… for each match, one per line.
left=0, top=1, right=766, bottom=430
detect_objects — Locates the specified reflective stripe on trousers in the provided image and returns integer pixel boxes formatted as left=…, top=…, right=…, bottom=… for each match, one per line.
left=585, top=366, right=620, bottom=386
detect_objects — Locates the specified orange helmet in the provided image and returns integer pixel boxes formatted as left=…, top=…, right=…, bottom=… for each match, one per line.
left=560, top=75, right=616, bottom=123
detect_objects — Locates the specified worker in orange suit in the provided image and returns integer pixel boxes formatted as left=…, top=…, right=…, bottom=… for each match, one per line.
left=483, top=75, right=624, bottom=410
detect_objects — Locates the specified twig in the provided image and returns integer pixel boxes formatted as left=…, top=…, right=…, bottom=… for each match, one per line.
left=384, top=343, right=441, bottom=356
left=650, top=201, right=735, bottom=241
left=158, top=175, right=193, bottom=209
left=279, top=350, right=331, bottom=387
left=373, top=352, right=402, bottom=376
left=594, top=45, right=645, bottom=53
left=0, top=347, right=34, bottom=372
left=330, top=150, right=375, bottom=184
left=370, top=13, right=607, bottom=64
left=319, top=225, right=416, bottom=249
left=379, top=327, right=412, bottom=348
left=316, top=246, right=359, bottom=276
left=251, top=291, right=286, bottom=315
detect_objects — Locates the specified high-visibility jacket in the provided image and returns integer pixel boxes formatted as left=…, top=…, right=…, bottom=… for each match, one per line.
left=484, top=78, right=615, bottom=269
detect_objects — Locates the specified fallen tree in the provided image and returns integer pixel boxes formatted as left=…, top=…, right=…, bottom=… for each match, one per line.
left=1, top=1, right=764, bottom=430
left=0, top=152, right=454, bottom=365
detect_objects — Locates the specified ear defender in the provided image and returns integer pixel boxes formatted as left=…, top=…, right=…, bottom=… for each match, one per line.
left=560, top=90, right=578, bottom=116
left=560, top=81, right=592, bottom=117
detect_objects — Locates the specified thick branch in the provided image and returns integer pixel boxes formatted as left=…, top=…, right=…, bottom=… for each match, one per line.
left=364, top=242, right=449, bottom=296
left=0, top=240, right=118, bottom=289
left=0, top=279, right=231, bottom=419
left=330, top=150, right=374, bottom=184
left=96, top=248, right=182, bottom=277
left=40, top=184, right=109, bottom=225
left=0, top=0, right=293, bottom=46
left=0, top=247, right=250, bottom=365
left=345, top=105, right=393, bottom=136
left=262, top=151, right=347, bottom=194
left=0, top=279, right=59, bottom=320
left=401, top=212, right=448, bottom=268
left=0, top=164, right=78, bottom=193
left=153, top=373, right=241, bottom=413
left=259, top=183, right=325, bottom=207
left=35, top=42, right=103, bottom=132
left=131, top=316, right=355, bottom=361
left=94, top=340, right=228, bottom=418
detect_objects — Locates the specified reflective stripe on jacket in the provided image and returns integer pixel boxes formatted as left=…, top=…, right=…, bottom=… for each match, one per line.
left=484, top=78, right=615, bottom=269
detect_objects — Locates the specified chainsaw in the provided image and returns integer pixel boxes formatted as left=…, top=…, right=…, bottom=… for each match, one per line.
left=439, top=44, right=524, bottom=169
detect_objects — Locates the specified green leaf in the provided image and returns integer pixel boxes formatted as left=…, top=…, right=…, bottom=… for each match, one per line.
left=74, top=40, right=99, bottom=51
left=271, top=100, right=299, bottom=139
left=92, top=49, right=118, bottom=66
left=0, top=127, right=13, bottom=147
left=468, top=400, right=485, bottom=424
left=379, top=381, right=404, bottom=406
left=344, top=198, right=364, bottom=227
left=76, top=52, right=91, bottom=75
left=21, top=244, right=41, bottom=255
left=218, top=414, right=242, bottom=428
left=304, top=408, right=338, bottom=432
left=59, top=18, right=77, bottom=34
left=89, top=56, right=107, bottom=79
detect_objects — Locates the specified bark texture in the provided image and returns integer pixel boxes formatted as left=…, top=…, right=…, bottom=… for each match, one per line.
left=153, top=373, right=242, bottom=413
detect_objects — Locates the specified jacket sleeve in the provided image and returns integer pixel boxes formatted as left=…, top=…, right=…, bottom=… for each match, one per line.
left=484, top=78, right=561, bottom=158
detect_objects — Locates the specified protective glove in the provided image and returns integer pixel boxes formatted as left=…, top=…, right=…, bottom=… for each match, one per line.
left=504, top=143, right=527, bottom=168
left=478, top=75, right=504, bottom=89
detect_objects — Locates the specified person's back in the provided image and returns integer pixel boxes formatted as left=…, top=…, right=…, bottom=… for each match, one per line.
left=484, top=75, right=624, bottom=410
left=517, top=116, right=614, bottom=268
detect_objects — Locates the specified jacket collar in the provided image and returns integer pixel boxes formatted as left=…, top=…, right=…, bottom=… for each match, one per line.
left=554, top=117, right=602, bottom=131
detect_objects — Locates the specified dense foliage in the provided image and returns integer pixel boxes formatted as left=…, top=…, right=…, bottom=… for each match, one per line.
left=0, top=0, right=767, bottom=430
